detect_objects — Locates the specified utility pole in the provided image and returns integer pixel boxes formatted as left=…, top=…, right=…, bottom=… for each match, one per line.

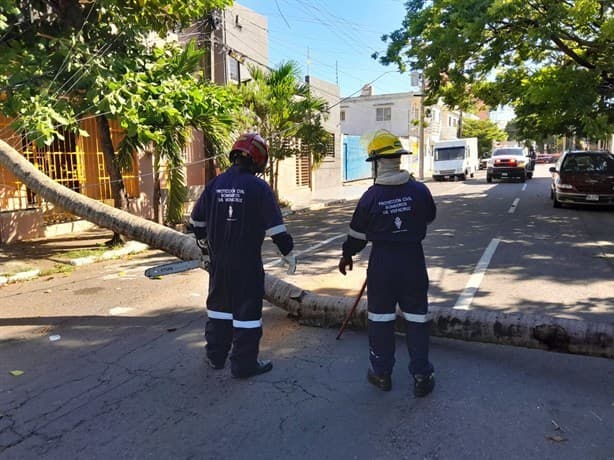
left=418, top=73, right=425, bottom=180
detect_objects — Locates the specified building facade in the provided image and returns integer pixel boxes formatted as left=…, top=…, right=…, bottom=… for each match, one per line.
left=340, top=85, right=474, bottom=179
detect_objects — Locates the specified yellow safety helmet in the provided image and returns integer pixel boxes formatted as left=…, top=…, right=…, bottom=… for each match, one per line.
left=366, top=130, right=410, bottom=162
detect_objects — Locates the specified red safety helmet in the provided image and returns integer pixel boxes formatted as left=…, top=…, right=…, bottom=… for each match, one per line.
left=230, top=133, right=269, bottom=173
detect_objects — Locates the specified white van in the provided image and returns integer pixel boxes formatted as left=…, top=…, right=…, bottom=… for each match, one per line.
left=432, top=138, right=479, bottom=181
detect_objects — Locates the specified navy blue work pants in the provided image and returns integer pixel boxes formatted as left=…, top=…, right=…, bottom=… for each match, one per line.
left=205, top=262, right=265, bottom=375
left=366, top=243, right=434, bottom=377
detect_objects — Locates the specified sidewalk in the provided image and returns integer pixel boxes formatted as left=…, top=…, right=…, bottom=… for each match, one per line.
left=281, top=178, right=372, bottom=211
left=0, top=180, right=373, bottom=286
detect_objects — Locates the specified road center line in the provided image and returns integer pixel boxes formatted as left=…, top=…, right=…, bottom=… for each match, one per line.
left=264, top=233, right=346, bottom=268
left=453, top=238, right=501, bottom=310
left=508, top=198, right=520, bottom=214
left=522, top=184, right=527, bottom=191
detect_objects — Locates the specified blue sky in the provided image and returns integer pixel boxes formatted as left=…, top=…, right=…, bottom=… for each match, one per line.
left=235, top=0, right=413, bottom=98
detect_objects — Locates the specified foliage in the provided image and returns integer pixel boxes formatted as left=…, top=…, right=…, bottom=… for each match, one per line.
left=461, top=118, right=507, bottom=157
left=101, top=41, right=240, bottom=224
left=237, top=61, right=331, bottom=194
left=0, top=0, right=234, bottom=225
left=0, top=0, right=232, bottom=144
left=376, top=0, right=613, bottom=140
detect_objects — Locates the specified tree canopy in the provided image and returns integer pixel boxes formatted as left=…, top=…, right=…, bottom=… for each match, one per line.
left=0, top=0, right=235, bottom=227
left=0, top=0, right=232, bottom=143
left=461, top=118, right=507, bottom=157
left=376, top=0, right=613, bottom=141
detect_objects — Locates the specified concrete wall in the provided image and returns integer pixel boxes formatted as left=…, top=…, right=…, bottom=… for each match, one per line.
left=214, top=4, right=268, bottom=85
left=275, top=76, right=343, bottom=205
left=308, top=76, right=343, bottom=194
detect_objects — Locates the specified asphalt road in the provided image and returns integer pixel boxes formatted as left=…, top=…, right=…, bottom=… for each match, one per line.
left=1, top=164, right=613, bottom=459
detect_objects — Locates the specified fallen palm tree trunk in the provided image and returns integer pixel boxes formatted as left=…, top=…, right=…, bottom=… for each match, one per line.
left=1, top=139, right=613, bottom=359
left=264, top=274, right=614, bottom=359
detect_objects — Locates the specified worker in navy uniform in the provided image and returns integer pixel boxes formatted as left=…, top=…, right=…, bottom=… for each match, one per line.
left=338, top=130, right=437, bottom=397
left=190, top=133, right=296, bottom=379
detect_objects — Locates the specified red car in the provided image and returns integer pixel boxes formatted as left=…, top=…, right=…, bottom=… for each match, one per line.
left=549, top=150, right=614, bottom=208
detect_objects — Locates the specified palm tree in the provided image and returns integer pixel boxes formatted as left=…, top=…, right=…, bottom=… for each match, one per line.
left=238, top=61, right=330, bottom=197
left=1, top=138, right=613, bottom=359
left=110, top=41, right=237, bottom=225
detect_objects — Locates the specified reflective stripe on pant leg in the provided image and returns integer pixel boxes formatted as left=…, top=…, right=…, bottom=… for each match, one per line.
left=205, top=311, right=233, bottom=365
left=366, top=248, right=398, bottom=377
left=230, top=266, right=265, bottom=375
left=205, top=262, right=234, bottom=366
left=368, top=316, right=396, bottom=376
left=396, top=255, right=433, bottom=377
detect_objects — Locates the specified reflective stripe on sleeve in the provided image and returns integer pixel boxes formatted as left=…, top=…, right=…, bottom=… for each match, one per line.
left=266, top=224, right=287, bottom=236
left=233, top=319, right=263, bottom=329
left=348, top=228, right=367, bottom=240
left=402, top=312, right=429, bottom=323
left=367, top=312, right=396, bottom=322
left=207, top=310, right=233, bottom=320
left=190, top=217, right=207, bottom=228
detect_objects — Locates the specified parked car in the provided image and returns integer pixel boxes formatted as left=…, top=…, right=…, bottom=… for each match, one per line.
left=486, top=147, right=533, bottom=183
left=549, top=150, right=614, bottom=208
left=536, top=152, right=552, bottom=164
left=479, top=156, right=490, bottom=170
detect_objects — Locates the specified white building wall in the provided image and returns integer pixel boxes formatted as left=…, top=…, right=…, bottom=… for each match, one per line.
left=340, top=91, right=477, bottom=179
left=340, top=92, right=413, bottom=138
left=341, top=92, right=433, bottom=178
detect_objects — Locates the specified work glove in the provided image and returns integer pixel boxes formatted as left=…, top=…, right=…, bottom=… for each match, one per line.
left=199, top=253, right=211, bottom=271
left=281, top=251, right=297, bottom=275
left=338, top=256, right=353, bottom=275
left=196, top=239, right=211, bottom=271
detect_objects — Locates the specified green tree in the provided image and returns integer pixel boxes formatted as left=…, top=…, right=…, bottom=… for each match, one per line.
left=237, top=61, right=330, bottom=197
left=376, top=0, right=613, bottom=141
left=461, top=119, right=507, bottom=158
left=0, top=0, right=232, bottom=235
left=103, top=42, right=239, bottom=224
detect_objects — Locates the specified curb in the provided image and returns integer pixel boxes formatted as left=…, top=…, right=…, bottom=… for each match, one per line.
left=0, top=242, right=150, bottom=286
left=282, top=198, right=350, bottom=217
left=0, top=269, right=41, bottom=286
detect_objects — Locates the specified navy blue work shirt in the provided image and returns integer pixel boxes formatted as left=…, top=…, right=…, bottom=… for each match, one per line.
left=343, top=180, right=436, bottom=257
left=190, top=166, right=292, bottom=267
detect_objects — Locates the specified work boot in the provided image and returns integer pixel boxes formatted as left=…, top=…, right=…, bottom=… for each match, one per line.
left=367, top=367, right=392, bottom=392
left=205, top=356, right=225, bottom=370
left=413, top=373, right=435, bottom=397
left=231, top=360, right=273, bottom=379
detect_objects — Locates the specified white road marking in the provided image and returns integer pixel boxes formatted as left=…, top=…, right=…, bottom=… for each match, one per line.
left=264, top=233, right=346, bottom=268
left=454, top=238, right=501, bottom=310
left=508, top=198, right=520, bottom=214
left=522, top=184, right=527, bottom=191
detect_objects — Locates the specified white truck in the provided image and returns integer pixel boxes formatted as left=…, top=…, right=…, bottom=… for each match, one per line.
left=431, top=137, right=479, bottom=181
